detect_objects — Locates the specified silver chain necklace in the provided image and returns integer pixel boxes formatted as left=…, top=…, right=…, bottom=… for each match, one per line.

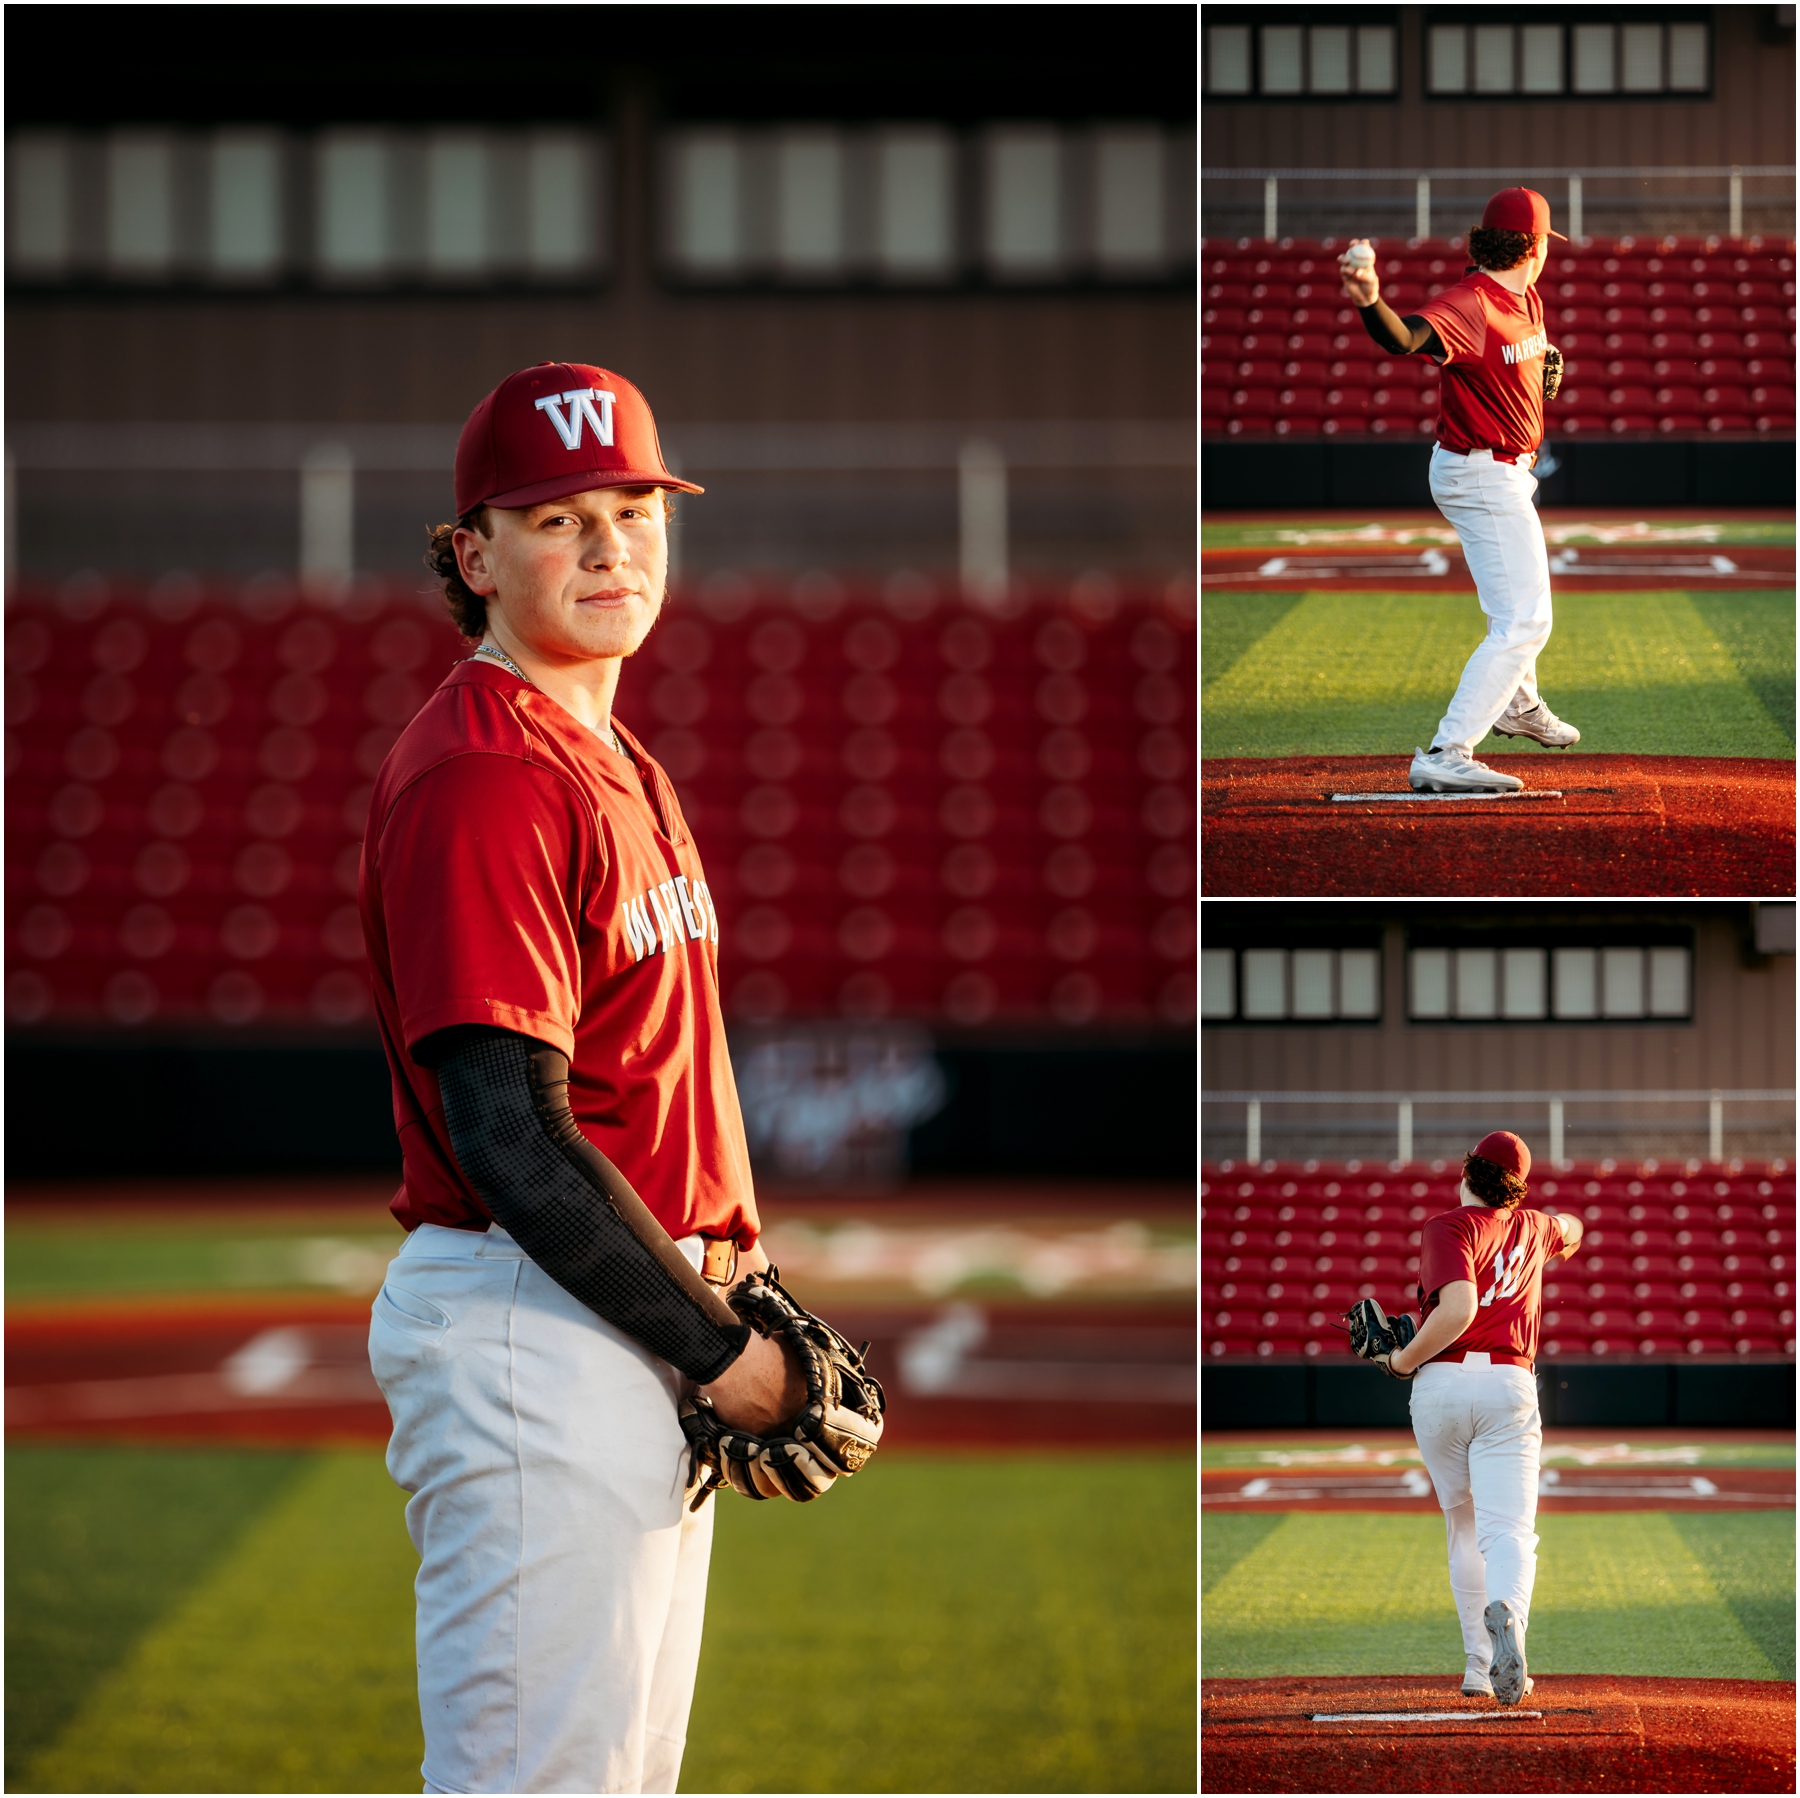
left=473, top=643, right=623, bottom=756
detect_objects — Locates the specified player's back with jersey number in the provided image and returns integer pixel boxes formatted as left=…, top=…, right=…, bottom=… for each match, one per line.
left=1417, top=1204, right=1564, bottom=1364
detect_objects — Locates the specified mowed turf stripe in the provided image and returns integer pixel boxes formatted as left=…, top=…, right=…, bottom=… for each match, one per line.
left=1201, top=590, right=1307, bottom=693
left=1202, top=1513, right=1289, bottom=1595
left=4, top=1445, right=312, bottom=1788
left=22, top=1451, right=423, bottom=1795
left=687, top=1455, right=1196, bottom=1794
left=1687, top=591, right=1798, bottom=747
left=1669, top=1512, right=1798, bottom=1680
left=1202, top=1512, right=1785, bottom=1681
left=1201, top=590, right=1795, bottom=758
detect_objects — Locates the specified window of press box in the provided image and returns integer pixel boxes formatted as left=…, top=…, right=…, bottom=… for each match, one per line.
left=659, top=120, right=1194, bottom=283
left=1200, top=947, right=1382, bottom=1022
left=1425, top=19, right=1709, bottom=97
left=1204, top=22, right=1399, bottom=96
left=1406, top=945, right=1691, bottom=1021
left=6, top=126, right=608, bottom=284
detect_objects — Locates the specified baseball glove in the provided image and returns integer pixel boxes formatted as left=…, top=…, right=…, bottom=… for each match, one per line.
left=1542, top=345, right=1563, bottom=401
left=1342, top=1297, right=1417, bottom=1380
left=680, top=1269, right=885, bottom=1510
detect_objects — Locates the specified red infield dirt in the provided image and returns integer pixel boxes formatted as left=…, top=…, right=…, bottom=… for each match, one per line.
left=1200, top=1465, right=1795, bottom=1512
left=1202, top=753, right=1795, bottom=896
left=1201, top=1674, right=1796, bottom=1794
left=1201, top=543, right=1796, bottom=591
left=4, top=1297, right=1194, bottom=1452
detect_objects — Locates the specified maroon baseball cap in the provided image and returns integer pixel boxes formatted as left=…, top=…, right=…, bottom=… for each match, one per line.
left=454, top=362, right=704, bottom=516
left=1481, top=187, right=1568, bottom=242
left=1473, top=1131, right=1532, bottom=1178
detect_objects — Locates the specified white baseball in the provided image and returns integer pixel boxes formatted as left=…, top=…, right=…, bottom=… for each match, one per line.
left=1344, top=243, right=1375, bottom=269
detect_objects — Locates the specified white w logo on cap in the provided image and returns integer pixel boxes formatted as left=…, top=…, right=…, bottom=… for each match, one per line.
left=534, top=388, right=617, bottom=451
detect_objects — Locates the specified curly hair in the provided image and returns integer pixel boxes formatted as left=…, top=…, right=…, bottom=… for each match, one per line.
left=1467, top=226, right=1541, bottom=273
left=424, top=490, right=678, bottom=640
left=1463, top=1149, right=1529, bottom=1209
left=425, top=508, right=493, bottom=639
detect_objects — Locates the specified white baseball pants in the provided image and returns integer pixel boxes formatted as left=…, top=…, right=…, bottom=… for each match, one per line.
left=1428, top=444, right=1555, bottom=755
left=370, top=1222, right=715, bottom=1796
left=1409, top=1355, right=1542, bottom=1668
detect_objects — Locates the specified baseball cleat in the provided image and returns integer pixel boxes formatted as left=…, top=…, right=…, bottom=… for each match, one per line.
left=1409, top=746, right=1525, bottom=793
left=1493, top=699, right=1581, bottom=748
left=1462, top=1658, right=1533, bottom=1699
left=1484, top=1599, right=1529, bottom=1704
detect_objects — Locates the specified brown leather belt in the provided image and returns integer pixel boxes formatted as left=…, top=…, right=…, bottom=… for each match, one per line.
left=701, top=1237, right=739, bottom=1287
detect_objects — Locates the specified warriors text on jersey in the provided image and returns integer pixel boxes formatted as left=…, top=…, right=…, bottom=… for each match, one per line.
left=360, top=657, right=758, bottom=1248
left=1415, top=271, right=1548, bottom=459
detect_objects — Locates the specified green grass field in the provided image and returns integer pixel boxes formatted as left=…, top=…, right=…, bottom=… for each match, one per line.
left=7, top=1444, right=1196, bottom=1795
left=1201, top=589, right=1796, bottom=759
left=5, top=1216, right=401, bottom=1300
left=1203, top=1510, right=1795, bottom=1682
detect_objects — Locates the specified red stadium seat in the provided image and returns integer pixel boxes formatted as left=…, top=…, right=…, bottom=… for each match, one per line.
left=1743, top=356, right=1793, bottom=382
left=1229, top=386, right=1280, bottom=416
left=1273, top=415, right=1323, bottom=436
left=1235, top=359, right=1287, bottom=386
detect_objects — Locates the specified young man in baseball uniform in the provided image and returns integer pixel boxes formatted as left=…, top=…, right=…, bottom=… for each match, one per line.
left=1384, top=1131, right=1584, bottom=1704
left=1339, top=188, right=1582, bottom=794
left=362, top=363, right=805, bottom=1794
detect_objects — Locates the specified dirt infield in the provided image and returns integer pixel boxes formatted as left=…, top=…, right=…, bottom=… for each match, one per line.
left=1201, top=754, right=1795, bottom=895
left=1201, top=1674, right=1796, bottom=1793
left=1201, top=1465, right=1795, bottom=1511
left=1201, top=543, right=1796, bottom=591
left=4, top=1297, right=1195, bottom=1452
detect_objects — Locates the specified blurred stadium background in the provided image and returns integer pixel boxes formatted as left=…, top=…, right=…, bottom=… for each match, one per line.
left=1202, top=4, right=1795, bottom=506
left=3, top=12, right=1197, bottom=1794
left=1202, top=900, right=1797, bottom=1429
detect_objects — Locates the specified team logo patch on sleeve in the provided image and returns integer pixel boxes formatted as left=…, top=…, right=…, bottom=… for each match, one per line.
left=623, top=876, right=719, bottom=960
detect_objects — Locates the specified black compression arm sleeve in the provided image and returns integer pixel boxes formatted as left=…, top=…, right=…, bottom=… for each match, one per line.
left=436, top=1028, right=751, bottom=1384
left=1357, top=298, right=1444, bottom=359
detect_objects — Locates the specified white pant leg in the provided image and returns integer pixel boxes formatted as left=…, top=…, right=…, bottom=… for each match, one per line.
left=371, top=1223, right=714, bottom=1797
left=1466, top=1365, right=1543, bottom=1627
left=1409, top=1364, right=1482, bottom=1653
left=1428, top=447, right=1555, bottom=754
left=1443, top=1500, right=1492, bottom=1660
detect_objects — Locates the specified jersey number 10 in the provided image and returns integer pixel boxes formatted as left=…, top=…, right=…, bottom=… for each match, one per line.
left=1478, top=1244, right=1528, bottom=1308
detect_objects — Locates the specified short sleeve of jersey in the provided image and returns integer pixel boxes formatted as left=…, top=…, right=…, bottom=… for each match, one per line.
left=376, top=752, right=591, bottom=1063
left=1419, top=1211, right=1478, bottom=1296
left=1413, top=284, right=1486, bottom=365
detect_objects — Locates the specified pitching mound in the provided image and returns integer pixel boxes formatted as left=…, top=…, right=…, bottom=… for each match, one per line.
left=1202, top=1674, right=1796, bottom=1794
left=1202, top=755, right=1795, bottom=896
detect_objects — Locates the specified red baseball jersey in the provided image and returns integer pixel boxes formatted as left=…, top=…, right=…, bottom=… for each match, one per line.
left=1415, top=1203, right=1569, bottom=1363
left=1412, top=270, right=1548, bottom=460
left=360, top=657, right=760, bottom=1249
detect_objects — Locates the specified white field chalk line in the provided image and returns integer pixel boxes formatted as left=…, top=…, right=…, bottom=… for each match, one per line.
left=1329, top=791, right=1565, bottom=803
left=1311, top=1711, right=1545, bottom=1723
